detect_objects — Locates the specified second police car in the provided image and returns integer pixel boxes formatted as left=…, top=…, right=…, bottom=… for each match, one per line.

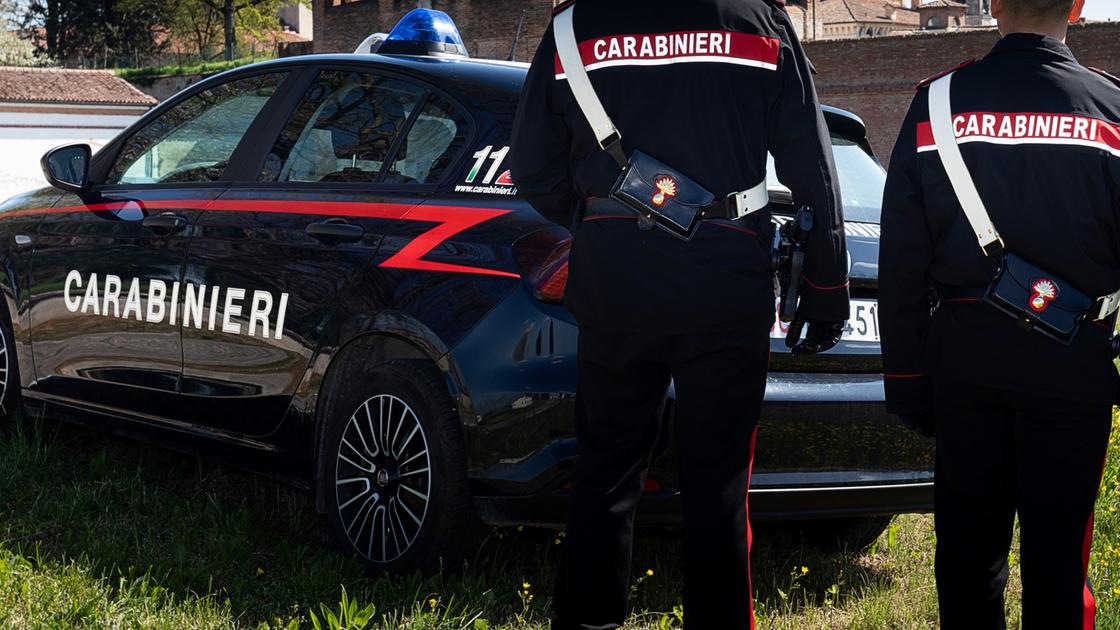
left=4, top=11, right=932, bottom=573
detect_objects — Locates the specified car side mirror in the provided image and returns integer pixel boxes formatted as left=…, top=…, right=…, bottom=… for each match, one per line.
left=41, top=144, right=92, bottom=193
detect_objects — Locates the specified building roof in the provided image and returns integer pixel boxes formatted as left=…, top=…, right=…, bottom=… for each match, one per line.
left=820, top=0, right=921, bottom=26
left=0, top=67, right=155, bottom=106
left=916, top=0, right=968, bottom=8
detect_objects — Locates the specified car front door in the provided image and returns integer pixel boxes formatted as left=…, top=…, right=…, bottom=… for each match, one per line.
left=177, top=67, right=472, bottom=436
left=27, top=71, right=290, bottom=418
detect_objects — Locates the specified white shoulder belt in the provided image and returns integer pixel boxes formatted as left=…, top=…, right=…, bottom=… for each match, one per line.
left=928, top=72, right=1120, bottom=320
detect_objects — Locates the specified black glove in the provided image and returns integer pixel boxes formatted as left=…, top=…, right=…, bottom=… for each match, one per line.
left=897, top=411, right=936, bottom=438
left=786, top=318, right=844, bottom=355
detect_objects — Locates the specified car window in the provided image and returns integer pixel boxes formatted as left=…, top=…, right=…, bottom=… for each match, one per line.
left=107, top=73, right=285, bottom=185
left=766, top=133, right=886, bottom=224
left=829, top=135, right=886, bottom=224
left=260, top=71, right=426, bottom=184
left=385, top=94, right=468, bottom=185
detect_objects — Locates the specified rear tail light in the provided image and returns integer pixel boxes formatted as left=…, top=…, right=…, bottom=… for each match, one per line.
left=514, top=227, right=572, bottom=304
left=532, top=247, right=569, bottom=303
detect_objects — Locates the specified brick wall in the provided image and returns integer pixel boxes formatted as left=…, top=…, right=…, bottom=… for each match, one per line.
left=311, top=4, right=1120, bottom=163
left=807, top=22, right=1120, bottom=161
left=313, top=0, right=554, bottom=63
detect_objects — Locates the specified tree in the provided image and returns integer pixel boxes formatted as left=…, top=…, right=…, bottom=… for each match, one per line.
left=166, top=0, right=224, bottom=59
left=198, top=0, right=292, bottom=61
left=21, top=0, right=172, bottom=65
left=0, top=29, right=53, bottom=66
left=18, top=0, right=305, bottom=66
left=0, top=0, right=18, bottom=29
left=22, top=0, right=76, bottom=60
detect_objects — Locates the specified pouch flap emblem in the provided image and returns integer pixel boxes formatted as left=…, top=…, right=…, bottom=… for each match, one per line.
left=1029, top=279, right=1058, bottom=313
left=651, top=175, right=678, bottom=207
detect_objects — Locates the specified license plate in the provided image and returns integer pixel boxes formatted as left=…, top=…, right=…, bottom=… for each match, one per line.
left=770, top=299, right=881, bottom=343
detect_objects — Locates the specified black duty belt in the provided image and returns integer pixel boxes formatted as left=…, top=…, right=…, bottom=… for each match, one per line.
left=582, top=197, right=763, bottom=223
left=940, top=286, right=987, bottom=302
left=942, top=286, right=1118, bottom=318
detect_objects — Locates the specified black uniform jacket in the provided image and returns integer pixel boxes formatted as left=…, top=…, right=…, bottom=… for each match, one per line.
left=880, top=34, right=1120, bottom=412
left=509, top=0, right=848, bottom=334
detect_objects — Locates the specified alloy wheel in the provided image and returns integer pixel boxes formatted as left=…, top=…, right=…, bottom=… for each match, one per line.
left=334, top=394, right=432, bottom=564
left=0, top=322, right=10, bottom=415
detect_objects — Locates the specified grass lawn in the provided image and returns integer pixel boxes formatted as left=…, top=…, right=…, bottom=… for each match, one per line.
left=0, top=409, right=1117, bottom=629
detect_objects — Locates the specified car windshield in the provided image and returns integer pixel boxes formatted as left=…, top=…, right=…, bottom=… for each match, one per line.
left=767, top=133, right=886, bottom=224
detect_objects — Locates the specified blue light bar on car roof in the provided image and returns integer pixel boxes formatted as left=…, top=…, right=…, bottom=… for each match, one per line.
left=377, top=9, right=469, bottom=58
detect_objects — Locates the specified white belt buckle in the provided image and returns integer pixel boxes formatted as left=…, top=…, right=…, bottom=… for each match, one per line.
left=727, top=178, right=769, bottom=220
left=1096, top=290, right=1120, bottom=321
left=728, top=192, right=750, bottom=220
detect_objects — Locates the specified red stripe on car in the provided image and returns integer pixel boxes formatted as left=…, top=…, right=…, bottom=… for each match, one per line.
left=4, top=199, right=519, bottom=278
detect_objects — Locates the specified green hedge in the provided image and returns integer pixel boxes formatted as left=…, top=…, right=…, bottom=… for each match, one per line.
left=115, top=57, right=271, bottom=86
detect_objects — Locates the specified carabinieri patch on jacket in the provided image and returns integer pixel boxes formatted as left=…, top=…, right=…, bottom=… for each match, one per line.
left=552, top=30, right=780, bottom=79
left=916, top=112, right=1120, bottom=157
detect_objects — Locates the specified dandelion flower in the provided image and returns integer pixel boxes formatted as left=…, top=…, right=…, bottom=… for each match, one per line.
left=801, top=566, right=809, bottom=574
left=646, top=569, right=654, bottom=576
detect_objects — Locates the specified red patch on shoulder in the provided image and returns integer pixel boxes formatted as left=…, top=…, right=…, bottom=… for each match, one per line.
left=915, top=58, right=976, bottom=91
left=1088, top=66, right=1120, bottom=87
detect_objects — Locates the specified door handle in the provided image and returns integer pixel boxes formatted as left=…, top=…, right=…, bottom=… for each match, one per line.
left=142, top=213, right=187, bottom=234
left=307, top=219, right=364, bottom=243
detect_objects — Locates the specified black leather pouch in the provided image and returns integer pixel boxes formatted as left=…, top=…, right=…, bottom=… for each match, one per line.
left=984, top=252, right=1094, bottom=344
left=610, top=150, right=715, bottom=241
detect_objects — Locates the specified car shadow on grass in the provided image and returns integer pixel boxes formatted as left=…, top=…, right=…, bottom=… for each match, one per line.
left=0, top=413, right=897, bottom=627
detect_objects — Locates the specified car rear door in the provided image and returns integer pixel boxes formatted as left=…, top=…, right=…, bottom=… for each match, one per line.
left=27, top=71, right=291, bottom=417
left=177, top=65, right=473, bottom=436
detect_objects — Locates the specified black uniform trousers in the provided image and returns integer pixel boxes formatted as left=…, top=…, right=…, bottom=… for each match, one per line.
left=552, top=323, right=770, bottom=630
left=933, top=378, right=1112, bottom=630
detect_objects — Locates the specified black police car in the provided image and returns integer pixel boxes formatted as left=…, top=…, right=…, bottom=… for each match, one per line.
left=1, top=11, right=932, bottom=573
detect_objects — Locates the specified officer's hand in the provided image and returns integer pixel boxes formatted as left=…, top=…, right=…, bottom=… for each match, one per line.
left=786, top=318, right=845, bottom=355
left=897, top=411, right=936, bottom=438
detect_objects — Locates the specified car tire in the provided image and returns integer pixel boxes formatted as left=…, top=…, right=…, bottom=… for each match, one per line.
left=0, top=298, right=20, bottom=425
left=318, top=359, right=480, bottom=575
left=800, top=516, right=893, bottom=552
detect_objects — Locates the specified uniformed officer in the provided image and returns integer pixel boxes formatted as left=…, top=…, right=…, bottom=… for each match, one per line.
left=509, top=1, right=849, bottom=627
left=880, top=0, right=1120, bottom=626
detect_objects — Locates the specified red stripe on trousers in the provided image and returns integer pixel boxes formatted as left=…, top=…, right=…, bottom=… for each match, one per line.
left=746, top=427, right=758, bottom=630
left=1083, top=511, right=1096, bottom=630
left=1083, top=453, right=1109, bottom=630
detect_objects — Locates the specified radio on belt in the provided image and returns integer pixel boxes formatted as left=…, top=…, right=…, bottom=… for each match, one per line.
left=375, top=9, right=469, bottom=58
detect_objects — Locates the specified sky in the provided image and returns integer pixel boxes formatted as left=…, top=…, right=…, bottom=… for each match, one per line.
left=1082, top=0, right=1120, bottom=21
